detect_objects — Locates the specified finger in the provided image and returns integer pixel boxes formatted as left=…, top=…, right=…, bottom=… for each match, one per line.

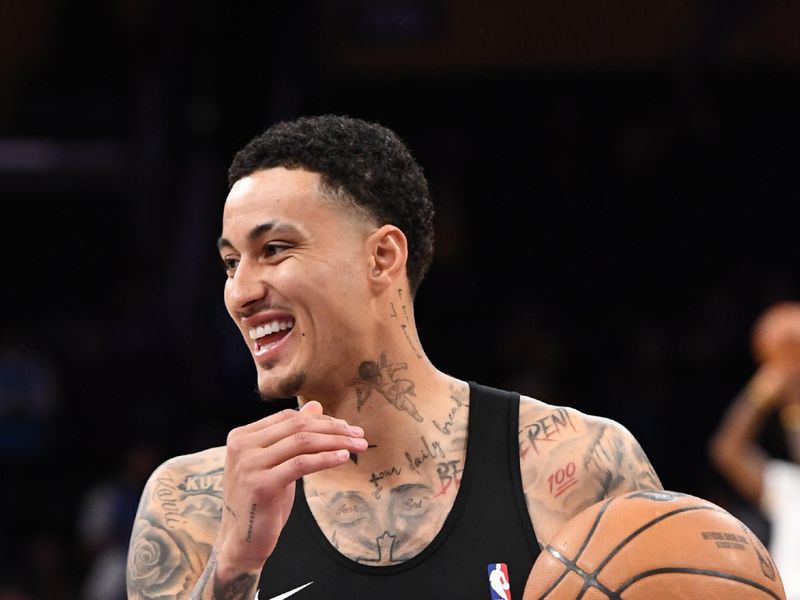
left=233, top=404, right=337, bottom=436
left=299, top=400, right=323, bottom=415
left=237, top=411, right=365, bottom=453
left=252, top=430, right=368, bottom=469
left=262, top=449, right=354, bottom=489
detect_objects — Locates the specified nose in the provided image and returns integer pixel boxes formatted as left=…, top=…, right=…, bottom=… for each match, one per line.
left=226, top=258, right=267, bottom=311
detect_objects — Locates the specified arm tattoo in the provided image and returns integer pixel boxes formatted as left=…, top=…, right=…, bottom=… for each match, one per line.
left=583, top=423, right=662, bottom=501
left=213, top=573, right=258, bottom=600
left=128, top=457, right=224, bottom=600
left=190, top=550, right=217, bottom=600
left=128, top=515, right=211, bottom=598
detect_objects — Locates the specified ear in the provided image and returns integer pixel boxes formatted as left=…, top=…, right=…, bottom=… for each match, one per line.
left=366, top=225, right=408, bottom=293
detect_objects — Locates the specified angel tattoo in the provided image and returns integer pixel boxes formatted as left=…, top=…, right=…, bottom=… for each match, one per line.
left=350, top=351, right=423, bottom=422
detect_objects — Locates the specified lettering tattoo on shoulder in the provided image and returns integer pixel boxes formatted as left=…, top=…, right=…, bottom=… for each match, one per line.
left=177, top=467, right=224, bottom=499
left=583, top=423, right=661, bottom=501
left=155, top=472, right=187, bottom=529
left=520, top=407, right=577, bottom=458
left=350, top=351, right=423, bottom=422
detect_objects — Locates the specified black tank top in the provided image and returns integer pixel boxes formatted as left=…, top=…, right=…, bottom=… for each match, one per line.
left=256, top=382, right=540, bottom=599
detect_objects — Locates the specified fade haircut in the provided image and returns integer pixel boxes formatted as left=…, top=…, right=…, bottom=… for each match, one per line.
left=227, top=115, right=435, bottom=295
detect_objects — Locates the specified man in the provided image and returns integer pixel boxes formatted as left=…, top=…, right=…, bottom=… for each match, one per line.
left=710, top=302, right=800, bottom=600
left=126, top=115, right=661, bottom=600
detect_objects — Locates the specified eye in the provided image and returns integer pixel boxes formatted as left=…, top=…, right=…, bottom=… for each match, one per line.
left=264, top=242, right=291, bottom=258
left=220, top=256, right=239, bottom=276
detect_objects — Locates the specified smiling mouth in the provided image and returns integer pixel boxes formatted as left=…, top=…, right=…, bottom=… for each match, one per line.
left=248, top=318, right=295, bottom=356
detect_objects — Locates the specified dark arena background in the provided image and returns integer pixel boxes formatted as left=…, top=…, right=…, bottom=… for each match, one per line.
left=1, top=1, right=799, bottom=598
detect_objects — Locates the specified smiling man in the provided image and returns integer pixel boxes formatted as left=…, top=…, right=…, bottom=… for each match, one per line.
left=126, top=115, right=661, bottom=600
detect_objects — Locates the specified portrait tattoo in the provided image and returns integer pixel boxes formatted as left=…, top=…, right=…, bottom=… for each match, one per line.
left=350, top=351, right=423, bottom=422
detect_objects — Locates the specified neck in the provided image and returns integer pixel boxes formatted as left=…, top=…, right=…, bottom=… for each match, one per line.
left=304, top=369, right=470, bottom=503
left=296, top=296, right=468, bottom=482
left=298, top=286, right=439, bottom=420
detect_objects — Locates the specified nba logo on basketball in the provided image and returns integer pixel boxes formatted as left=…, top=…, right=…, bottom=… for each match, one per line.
left=487, top=563, right=512, bottom=600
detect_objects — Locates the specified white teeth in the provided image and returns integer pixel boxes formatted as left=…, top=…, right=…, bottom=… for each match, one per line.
left=255, top=341, right=279, bottom=356
left=248, top=319, right=295, bottom=341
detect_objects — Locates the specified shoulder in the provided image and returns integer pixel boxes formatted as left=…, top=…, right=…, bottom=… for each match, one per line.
left=517, top=395, right=661, bottom=544
left=127, top=447, right=225, bottom=598
left=154, top=446, right=227, bottom=488
left=136, top=446, right=226, bottom=530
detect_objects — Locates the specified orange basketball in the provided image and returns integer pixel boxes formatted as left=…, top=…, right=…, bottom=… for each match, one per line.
left=523, top=490, right=786, bottom=599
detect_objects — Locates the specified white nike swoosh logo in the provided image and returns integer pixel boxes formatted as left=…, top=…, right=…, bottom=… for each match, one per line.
left=254, top=581, right=313, bottom=600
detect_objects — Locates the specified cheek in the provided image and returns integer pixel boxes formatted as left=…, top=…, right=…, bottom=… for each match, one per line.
left=221, top=282, right=239, bottom=323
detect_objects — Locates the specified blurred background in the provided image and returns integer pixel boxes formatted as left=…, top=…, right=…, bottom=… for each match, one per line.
left=1, top=0, right=799, bottom=598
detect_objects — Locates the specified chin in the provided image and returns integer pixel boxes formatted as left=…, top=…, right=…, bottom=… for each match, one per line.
left=257, top=371, right=307, bottom=401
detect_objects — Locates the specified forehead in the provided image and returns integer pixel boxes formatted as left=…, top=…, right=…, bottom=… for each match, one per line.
left=221, top=167, right=355, bottom=241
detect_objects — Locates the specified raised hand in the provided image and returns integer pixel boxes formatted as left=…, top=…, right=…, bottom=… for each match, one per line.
left=213, top=401, right=368, bottom=578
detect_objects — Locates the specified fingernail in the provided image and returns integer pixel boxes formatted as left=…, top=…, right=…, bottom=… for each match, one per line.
left=352, top=438, right=368, bottom=449
left=335, top=449, right=350, bottom=460
left=348, top=425, right=364, bottom=437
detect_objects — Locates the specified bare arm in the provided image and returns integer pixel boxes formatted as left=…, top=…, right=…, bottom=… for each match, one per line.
left=519, top=399, right=662, bottom=545
left=126, top=450, right=231, bottom=600
left=708, top=387, right=771, bottom=504
left=707, top=365, right=796, bottom=505
left=781, top=381, right=800, bottom=463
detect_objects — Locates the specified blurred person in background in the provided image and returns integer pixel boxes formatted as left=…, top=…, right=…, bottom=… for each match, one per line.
left=78, top=442, right=160, bottom=600
left=710, top=301, right=800, bottom=600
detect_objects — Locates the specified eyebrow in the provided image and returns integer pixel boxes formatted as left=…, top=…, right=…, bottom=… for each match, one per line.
left=216, top=221, right=301, bottom=252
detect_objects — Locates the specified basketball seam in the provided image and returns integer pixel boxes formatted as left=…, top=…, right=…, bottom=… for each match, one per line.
left=613, top=567, right=783, bottom=599
left=535, top=496, right=616, bottom=599
left=544, top=546, right=616, bottom=599
left=591, top=505, right=723, bottom=576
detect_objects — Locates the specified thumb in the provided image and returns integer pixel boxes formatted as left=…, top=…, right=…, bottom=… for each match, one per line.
left=299, top=400, right=324, bottom=415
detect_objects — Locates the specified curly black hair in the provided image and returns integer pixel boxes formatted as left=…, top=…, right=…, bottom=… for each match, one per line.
left=227, top=115, right=435, bottom=295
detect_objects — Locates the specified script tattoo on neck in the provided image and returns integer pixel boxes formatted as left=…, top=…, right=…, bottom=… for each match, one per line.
left=349, top=351, right=423, bottom=422
left=433, top=384, right=469, bottom=435
left=390, top=288, right=423, bottom=359
left=405, top=436, right=446, bottom=473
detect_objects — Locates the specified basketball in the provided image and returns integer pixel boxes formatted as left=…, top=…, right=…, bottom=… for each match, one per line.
left=523, top=490, right=786, bottom=599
